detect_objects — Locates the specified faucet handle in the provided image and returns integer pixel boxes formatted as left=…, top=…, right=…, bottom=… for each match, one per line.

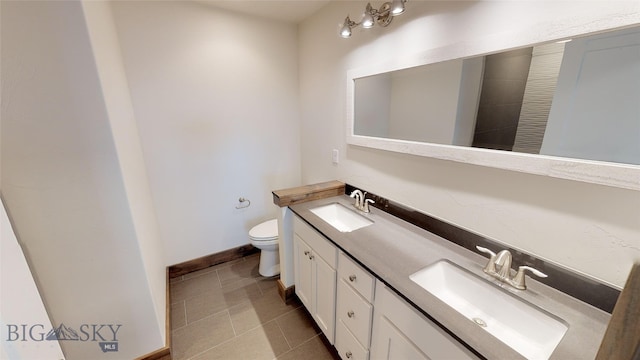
left=476, top=246, right=496, bottom=258
left=476, top=246, right=497, bottom=274
left=363, top=199, right=375, bottom=213
left=511, top=266, right=548, bottom=290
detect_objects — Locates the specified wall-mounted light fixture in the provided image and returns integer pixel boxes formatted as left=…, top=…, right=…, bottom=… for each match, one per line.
left=340, top=0, right=407, bottom=38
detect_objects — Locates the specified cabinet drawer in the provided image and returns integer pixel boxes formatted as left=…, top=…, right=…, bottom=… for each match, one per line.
left=294, top=216, right=337, bottom=268
left=338, top=252, right=375, bottom=302
left=336, top=319, right=369, bottom=360
left=337, top=279, right=373, bottom=347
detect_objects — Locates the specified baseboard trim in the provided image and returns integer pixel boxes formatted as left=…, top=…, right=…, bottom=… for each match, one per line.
left=168, top=244, right=259, bottom=278
left=165, top=266, right=172, bottom=353
left=135, top=346, right=171, bottom=360
left=277, top=279, right=296, bottom=304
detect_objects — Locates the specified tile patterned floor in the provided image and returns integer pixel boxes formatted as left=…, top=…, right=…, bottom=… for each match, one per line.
left=170, top=254, right=340, bottom=360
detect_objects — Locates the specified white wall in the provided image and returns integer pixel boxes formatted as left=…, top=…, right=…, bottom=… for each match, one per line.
left=1, top=1, right=163, bottom=358
left=299, top=1, right=640, bottom=288
left=109, top=1, right=301, bottom=265
left=81, top=0, right=166, bottom=343
left=1, top=199, right=65, bottom=360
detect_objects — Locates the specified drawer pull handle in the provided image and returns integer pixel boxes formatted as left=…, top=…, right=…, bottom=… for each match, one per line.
left=349, top=275, right=357, bottom=282
left=345, top=351, right=353, bottom=358
left=347, top=310, right=355, bottom=318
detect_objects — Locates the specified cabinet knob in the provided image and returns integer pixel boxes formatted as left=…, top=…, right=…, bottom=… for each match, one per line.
left=304, top=250, right=310, bottom=256
left=347, top=310, right=355, bottom=318
left=309, top=254, right=314, bottom=260
left=349, top=274, right=357, bottom=282
left=345, top=351, right=352, bottom=358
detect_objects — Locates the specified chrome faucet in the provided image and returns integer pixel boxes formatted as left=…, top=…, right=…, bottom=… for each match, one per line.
left=494, top=250, right=513, bottom=279
left=476, top=246, right=547, bottom=290
left=349, top=189, right=375, bottom=213
left=349, top=189, right=363, bottom=209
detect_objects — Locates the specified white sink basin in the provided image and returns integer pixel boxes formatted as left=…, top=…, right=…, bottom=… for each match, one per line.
left=310, top=203, right=373, bottom=232
left=410, top=260, right=568, bottom=359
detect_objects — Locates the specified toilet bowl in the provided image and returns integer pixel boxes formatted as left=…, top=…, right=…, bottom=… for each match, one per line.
left=249, top=219, right=280, bottom=277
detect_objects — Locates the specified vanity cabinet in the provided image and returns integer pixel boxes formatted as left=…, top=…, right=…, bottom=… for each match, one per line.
left=293, top=216, right=338, bottom=344
left=371, top=280, right=479, bottom=360
left=293, top=213, right=478, bottom=359
left=335, top=252, right=375, bottom=360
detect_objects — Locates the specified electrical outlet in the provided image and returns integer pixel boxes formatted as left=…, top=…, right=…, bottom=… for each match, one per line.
left=332, top=149, right=339, bottom=164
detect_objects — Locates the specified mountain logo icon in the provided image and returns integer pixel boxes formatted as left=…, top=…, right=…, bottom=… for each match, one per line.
left=46, top=323, right=80, bottom=341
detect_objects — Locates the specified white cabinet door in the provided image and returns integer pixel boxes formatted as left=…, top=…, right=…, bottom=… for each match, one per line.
left=371, top=281, right=479, bottom=360
left=373, top=316, right=430, bottom=360
left=294, top=234, right=313, bottom=310
left=293, top=216, right=338, bottom=344
left=314, top=253, right=337, bottom=343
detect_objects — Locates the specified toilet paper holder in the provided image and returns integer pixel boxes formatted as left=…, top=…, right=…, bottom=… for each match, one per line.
left=235, top=197, right=251, bottom=209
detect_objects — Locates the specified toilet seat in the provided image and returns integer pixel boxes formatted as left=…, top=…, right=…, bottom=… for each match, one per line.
left=249, top=219, right=280, bottom=277
left=249, top=219, right=278, bottom=241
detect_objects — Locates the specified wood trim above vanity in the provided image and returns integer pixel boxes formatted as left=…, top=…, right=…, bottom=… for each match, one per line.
left=272, top=180, right=345, bottom=207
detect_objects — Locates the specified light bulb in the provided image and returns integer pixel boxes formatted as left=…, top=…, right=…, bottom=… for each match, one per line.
left=362, top=3, right=375, bottom=28
left=340, top=16, right=353, bottom=38
left=390, top=0, right=405, bottom=15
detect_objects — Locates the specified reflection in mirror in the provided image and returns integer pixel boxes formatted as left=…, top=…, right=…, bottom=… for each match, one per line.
left=353, top=26, right=640, bottom=165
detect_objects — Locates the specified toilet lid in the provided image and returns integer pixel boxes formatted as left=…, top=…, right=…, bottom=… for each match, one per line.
left=249, top=219, right=278, bottom=240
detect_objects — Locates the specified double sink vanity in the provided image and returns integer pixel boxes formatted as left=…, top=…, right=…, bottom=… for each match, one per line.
left=284, top=188, right=612, bottom=359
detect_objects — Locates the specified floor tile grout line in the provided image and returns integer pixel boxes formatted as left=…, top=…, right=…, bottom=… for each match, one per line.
left=175, top=305, right=236, bottom=330
left=183, top=296, right=254, bottom=326
left=182, top=311, right=236, bottom=360
left=230, top=319, right=270, bottom=338
left=277, top=303, right=304, bottom=320
left=215, top=268, right=223, bottom=288
left=226, top=309, right=238, bottom=337
left=257, top=278, right=269, bottom=296
left=274, top=316, right=294, bottom=351
left=170, top=273, right=222, bottom=304
left=284, top=333, right=325, bottom=357
left=183, top=267, right=216, bottom=280
left=186, top=315, right=281, bottom=360
left=223, top=318, right=279, bottom=352
left=181, top=300, right=187, bottom=328
left=176, top=274, right=261, bottom=306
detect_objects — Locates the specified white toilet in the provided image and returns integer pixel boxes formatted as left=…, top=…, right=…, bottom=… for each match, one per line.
left=249, top=219, right=280, bottom=277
